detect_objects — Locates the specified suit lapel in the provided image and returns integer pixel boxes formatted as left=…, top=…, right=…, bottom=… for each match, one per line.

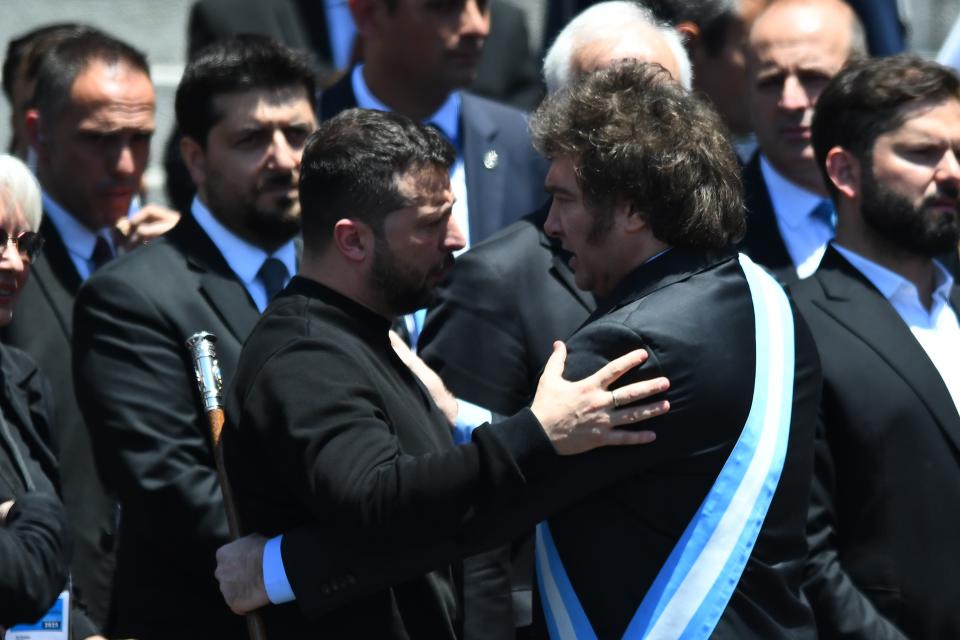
left=741, top=154, right=793, bottom=274
left=0, top=351, right=58, bottom=483
left=318, top=73, right=357, bottom=120
left=170, top=214, right=261, bottom=343
left=31, top=217, right=82, bottom=338
left=461, top=94, right=506, bottom=244
left=815, top=248, right=960, bottom=453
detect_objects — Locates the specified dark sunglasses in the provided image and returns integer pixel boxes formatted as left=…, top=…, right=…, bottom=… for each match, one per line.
left=0, top=230, right=44, bottom=261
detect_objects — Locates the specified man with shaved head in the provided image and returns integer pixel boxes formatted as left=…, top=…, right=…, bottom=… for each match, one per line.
left=740, top=0, right=866, bottom=281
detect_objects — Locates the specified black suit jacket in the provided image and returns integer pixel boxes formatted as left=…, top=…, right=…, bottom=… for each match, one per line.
left=2, top=216, right=115, bottom=628
left=268, top=248, right=821, bottom=639
left=420, top=207, right=594, bottom=415
left=419, top=208, right=594, bottom=638
left=188, top=0, right=335, bottom=77
left=72, top=213, right=262, bottom=639
left=0, top=344, right=66, bottom=626
left=319, top=74, right=549, bottom=246
left=791, top=246, right=960, bottom=639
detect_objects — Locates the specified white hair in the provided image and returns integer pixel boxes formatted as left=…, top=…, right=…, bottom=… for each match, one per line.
left=0, top=155, right=43, bottom=231
left=543, top=1, right=693, bottom=94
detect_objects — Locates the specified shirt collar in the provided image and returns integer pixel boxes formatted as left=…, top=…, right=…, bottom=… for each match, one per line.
left=759, top=154, right=825, bottom=228
left=41, top=191, right=114, bottom=260
left=351, top=64, right=461, bottom=146
left=190, top=197, right=297, bottom=286
left=832, top=242, right=954, bottom=308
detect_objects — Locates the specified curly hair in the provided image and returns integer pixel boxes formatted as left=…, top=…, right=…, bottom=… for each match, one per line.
left=530, top=60, right=744, bottom=248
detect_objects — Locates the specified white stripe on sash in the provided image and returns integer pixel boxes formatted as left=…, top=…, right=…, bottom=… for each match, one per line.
left=536, top=253, right=795, bottom=640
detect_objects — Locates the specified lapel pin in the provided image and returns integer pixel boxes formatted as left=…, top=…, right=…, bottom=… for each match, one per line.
left=482, top=149, right=499, bottom=170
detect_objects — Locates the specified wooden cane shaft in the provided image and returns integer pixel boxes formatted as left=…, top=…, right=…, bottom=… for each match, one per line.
left=205, top=406, right=269, bottom=640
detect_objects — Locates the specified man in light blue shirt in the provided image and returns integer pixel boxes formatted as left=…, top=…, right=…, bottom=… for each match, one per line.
left=740, top=0, right=867, bottom=280
left=793, top=54, right=960, bottom=638
left=71, top=36, right=318, bottom=639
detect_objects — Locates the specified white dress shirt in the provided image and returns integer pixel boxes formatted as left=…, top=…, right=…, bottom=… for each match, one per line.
left=42, top=192, right=118, bottom=282
left=191, top=197, right=296, bottom=312
left=760, top=155, right=835, bottom=279
left=833, top=243, right=960, bottom=416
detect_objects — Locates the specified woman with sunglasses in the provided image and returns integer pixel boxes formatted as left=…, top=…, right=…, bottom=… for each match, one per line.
left=0, top=154, right=102, bottom=639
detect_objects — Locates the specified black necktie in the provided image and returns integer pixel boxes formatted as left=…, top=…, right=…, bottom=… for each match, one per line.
left=91, top=236, right=114, bottom=271
left=258, top=257, right=288, bottom=302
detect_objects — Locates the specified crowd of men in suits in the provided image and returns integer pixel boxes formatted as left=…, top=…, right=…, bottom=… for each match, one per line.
left=1, top=0, right=959, bottom=639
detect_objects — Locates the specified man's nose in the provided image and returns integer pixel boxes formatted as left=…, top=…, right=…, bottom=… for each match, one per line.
left=445, top=216, right=467, bottom=252
left=544, top=200, right=563, bottom=239
left=779, top=75, right=811, bottom=111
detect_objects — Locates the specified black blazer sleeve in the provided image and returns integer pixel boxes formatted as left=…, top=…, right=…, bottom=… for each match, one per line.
left=72, top=272, right=228, bottom=550
left=802, top=414, right=908, bottom=640
left=0, top=491, right=71, bottom=627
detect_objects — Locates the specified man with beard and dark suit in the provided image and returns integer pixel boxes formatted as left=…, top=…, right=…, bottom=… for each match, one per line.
left=3, top=28, right=179, bottom=629
left=214, top=106, right=669, bottom=637
left=417, top=6, right=691, bottom=635
left=741, top=0, right=865, bottom=281
left=321, top=0, right=549, bottom=257
left=793, top=55, right=960, bottom=639
left=217, top=62, right=821, bottom=639
left=71, top=36, right=317, bottom=639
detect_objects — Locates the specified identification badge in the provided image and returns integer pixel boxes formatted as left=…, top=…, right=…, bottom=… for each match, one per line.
left=5, top=589, right=69, bottom=640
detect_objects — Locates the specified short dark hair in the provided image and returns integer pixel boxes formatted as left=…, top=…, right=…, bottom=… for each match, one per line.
left=175, top=35, right=316, bottom=147
left=32, top=28, right=149, bottom=121
left=643, top=0, right=734, bottom=56
left=299, top=108, right=455, bottom=247
left=4, top=23, right=91, bottom=101
left=530, top=60, right=745, bottom=248
left=812, top=54, right=960, bottom=199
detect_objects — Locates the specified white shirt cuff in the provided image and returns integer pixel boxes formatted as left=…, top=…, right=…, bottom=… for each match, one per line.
left=263, top=534, right=296, bottom=604
left=452, top=398, right=493, bottom=444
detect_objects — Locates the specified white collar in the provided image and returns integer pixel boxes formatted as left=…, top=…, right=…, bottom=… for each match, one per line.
left=832, top=242, right=954, bottom=307
left=351, top=64, right=461, bottom=145
left=759, top=154, right=825, bottom=228
left=41, top=191, right=115, bottom=260
left=190, top=197, right=297, bottom=287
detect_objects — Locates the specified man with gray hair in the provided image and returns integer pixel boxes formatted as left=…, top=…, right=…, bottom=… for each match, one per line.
left=418, top=3, right=692, bottom=636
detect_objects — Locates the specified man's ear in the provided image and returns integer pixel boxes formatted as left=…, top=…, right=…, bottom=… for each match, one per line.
left=24, top=109, right=45, bottom=158
left=180, top=135, right=207, bottom=189
left=349, top=0, right=380, bottom=38
left=675, top=21, right=701, bottom=49
left=333, top=218, right=373, bottom=263
left=621, top=201, right=648, bottom=234
left=824, top=147, right=860, bottom=201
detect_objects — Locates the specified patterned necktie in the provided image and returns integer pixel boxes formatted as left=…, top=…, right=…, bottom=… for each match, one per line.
left=811, top=198, right=837, bottom=229
left=258, top=257, right=288, bottom=302
left=90, top=236, right=114, bottom=272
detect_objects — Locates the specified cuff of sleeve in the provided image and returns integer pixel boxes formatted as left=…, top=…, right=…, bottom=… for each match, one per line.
left=477, top=407, right=557, bottom=478
left=453, top=398, right=492, bottom=444
left=263, top=534, right=296, bottom=604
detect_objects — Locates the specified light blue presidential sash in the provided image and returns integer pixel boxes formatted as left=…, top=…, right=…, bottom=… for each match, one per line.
left=536, top=253, right=795, bottom=640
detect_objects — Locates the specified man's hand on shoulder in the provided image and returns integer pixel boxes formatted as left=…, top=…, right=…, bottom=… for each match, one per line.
left=115, top=204, right=181, bottom=250
left=389, top=329, right=459, bottom=424
left=215, top=533, right=269, bottom=614
left=531, top=341, right=670, bottom=455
